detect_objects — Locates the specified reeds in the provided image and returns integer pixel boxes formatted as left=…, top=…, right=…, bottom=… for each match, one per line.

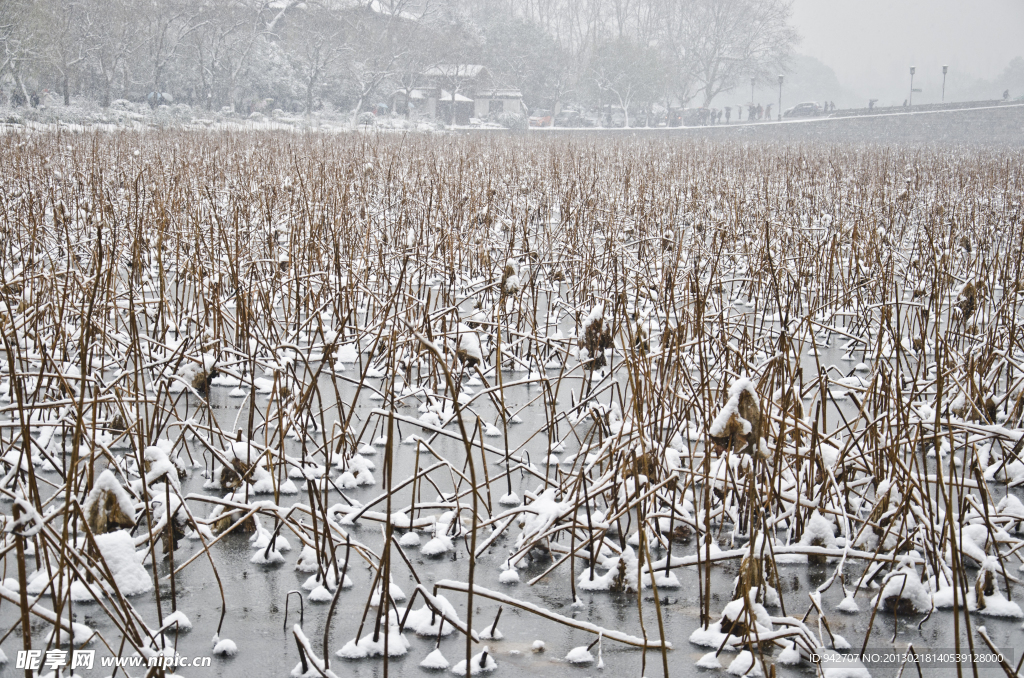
left=0, top=129, right=1022, bottom=677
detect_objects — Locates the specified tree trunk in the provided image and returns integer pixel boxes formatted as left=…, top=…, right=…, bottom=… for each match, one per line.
left=16, top=73, right=29, bottom=107
left=199, top=54, right=211, bottom=110
left=351, top=96, right=364, bottom=126
left=63, top=72, right=70, bottom=106
left=100, top=64, right=111, bottom=108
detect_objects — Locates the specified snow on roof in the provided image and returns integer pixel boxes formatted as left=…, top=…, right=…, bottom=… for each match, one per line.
left=398, top=87, right=474, bottom=102
left=476, top=89, right=523, bottom=99
left=367, top=0, right=423, bottom=20
left=397, top=88, right=431, bottom=99
left=423, top=64, right=488, bottom=79
left=438, top=90, right=474, bottom=102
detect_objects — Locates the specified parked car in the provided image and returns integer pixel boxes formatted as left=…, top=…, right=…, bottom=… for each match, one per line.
left=783, top=102, right=822, bottom=118
left=529, top=109, right=553, bottom=127
left=601, top=106, right=627, bottom=127
left=553, top=110, right=593, bottom=127
left=681, top=107, right=711, bottom=126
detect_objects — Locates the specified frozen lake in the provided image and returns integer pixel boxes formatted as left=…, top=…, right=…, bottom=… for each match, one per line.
left=1, top=130, right=1023, bottom=678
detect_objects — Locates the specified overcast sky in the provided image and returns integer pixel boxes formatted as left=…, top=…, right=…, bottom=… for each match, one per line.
left=790, top=0, right=1024, bottom=105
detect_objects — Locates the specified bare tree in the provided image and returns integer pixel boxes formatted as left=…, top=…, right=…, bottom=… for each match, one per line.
left=278, top=1, right=348, bottom=114
left=0, top=0, right=796, bottom=117
left=29, top=0, right=88, bottom=105
left=186, top=0, right=275, bottom=111
left=81, top=0, right=141, bottom=107
left=342, top=1, right=423, bottom=123
left=0, top=0, right=44, bottom=105
left=390, top=1, right=449, bottom=119
left=474, top=7, right=570, bottom=114
left=590, top=35, right=664, bottom=126
left=673, top=0, right=797, bottom=107
left=658, top=0, right=698, bottom=108
left=136, top=0, right=205, bottom=101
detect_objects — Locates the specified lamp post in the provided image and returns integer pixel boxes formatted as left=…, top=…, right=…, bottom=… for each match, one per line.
left=777, top=74, right=783, bottom=121
left=751, top=77, right=755, bottom=108
left=909, top=66, right=916, bottom=106
left=942, top=65, right=948, bottom=103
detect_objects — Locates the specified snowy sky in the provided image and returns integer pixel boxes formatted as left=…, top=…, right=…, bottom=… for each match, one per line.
left=791, top=0, right=1024, bottom=105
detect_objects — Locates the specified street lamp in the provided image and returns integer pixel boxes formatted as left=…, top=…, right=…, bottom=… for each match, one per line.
left=777, top=74, right=783, bottom=121
left=942, top=65, right=948, bottom=103
left=751, top=77, right=755, bottom=108
left=909, top=66, right=916, bottom=106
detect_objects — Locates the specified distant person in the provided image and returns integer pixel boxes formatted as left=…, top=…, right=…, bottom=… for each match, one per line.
left=717, top=109, right=723, bottom=124
left=725, top=106, right=731, bottom=123
left=830, top=101, right=836, bottom=112
left=903, top=99, right=908, bottom=107
left=765, top=104, right=772, bottom=119
left=1004, top=89, right=1010, bottom=100
left=757, top=104, right=764, bottom=120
